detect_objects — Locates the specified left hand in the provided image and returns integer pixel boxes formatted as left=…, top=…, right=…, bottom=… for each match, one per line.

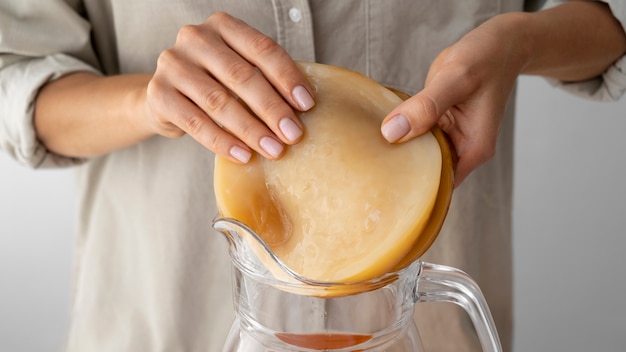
left=380, top=13, right=528, bottom=186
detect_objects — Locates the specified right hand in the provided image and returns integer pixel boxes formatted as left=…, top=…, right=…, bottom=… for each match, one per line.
left=145, top=12, right=315, bottom=163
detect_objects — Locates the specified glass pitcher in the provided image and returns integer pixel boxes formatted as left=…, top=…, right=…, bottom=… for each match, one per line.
left=213, top=217, right=502, bottom=352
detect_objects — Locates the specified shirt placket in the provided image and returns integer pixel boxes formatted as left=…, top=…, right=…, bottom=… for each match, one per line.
left=271, top=0, right=316, bottom=62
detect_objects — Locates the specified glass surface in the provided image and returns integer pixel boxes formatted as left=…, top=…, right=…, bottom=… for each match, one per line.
left=214, top=217, right=502, bottom=351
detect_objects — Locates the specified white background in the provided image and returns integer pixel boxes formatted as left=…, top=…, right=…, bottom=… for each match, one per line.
left=1, top=75, right=625, bottom=351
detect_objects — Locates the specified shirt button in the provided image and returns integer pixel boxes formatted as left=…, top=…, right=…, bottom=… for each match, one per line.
left=288, top=7, right=302, bottom=23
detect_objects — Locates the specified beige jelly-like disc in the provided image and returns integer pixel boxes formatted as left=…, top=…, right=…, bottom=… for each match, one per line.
left=214, top=62, right=442, bottom=283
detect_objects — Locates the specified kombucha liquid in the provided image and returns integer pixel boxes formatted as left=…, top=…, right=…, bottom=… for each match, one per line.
left=275, top=332, right=372, bottom=350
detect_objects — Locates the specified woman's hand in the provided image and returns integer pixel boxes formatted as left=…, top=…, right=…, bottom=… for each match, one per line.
left=35, top=12, right=315, bottom=161
left=381, top=2, right=626, bottom=186
left=381, top=14, right=525, bottom=186
left=146, top=12, right=315, bottom=163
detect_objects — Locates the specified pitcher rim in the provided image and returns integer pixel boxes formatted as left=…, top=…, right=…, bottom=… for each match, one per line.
left=212, top=216, right=422, bottom=296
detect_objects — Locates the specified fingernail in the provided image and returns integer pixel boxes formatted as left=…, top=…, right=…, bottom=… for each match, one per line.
left=279, top=118, right=303, bottom=143
left=260, top=136, right=284, bottom=158
left=230, top=145, right=252, bottom=163
left=381, top=114, right=410, bottom=142
left=292, top=85, right=315, bottom=111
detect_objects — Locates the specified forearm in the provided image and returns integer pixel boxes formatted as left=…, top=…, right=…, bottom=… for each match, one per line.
left=519, top=1, right=626, bottom=81
left=34, top=72, right=154, bottom=158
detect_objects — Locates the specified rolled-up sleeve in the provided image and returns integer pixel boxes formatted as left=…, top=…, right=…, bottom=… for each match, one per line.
left=542, top=0, right=626, bottom=101
left=0, top=1, right=101, bottom=168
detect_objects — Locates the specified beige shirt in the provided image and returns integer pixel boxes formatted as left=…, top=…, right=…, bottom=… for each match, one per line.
left=1, top=1, right=625, bottom=351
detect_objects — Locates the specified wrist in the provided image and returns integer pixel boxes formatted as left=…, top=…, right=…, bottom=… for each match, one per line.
left=122, top=74, right=156, bottom=140
left=484, top=11, right=535, bottom=78
left=35, top=72, right=158, bottom=158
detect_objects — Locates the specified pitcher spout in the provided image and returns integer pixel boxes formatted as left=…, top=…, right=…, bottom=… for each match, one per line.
left=212, top=217, right=308, bottom=285
left=214, top=217, right=411, bottom=297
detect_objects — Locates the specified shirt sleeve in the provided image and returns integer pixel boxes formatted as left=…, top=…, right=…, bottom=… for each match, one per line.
left=0, top=1, right=101, bottom=168
left=540, top=0, right=626, bottom=102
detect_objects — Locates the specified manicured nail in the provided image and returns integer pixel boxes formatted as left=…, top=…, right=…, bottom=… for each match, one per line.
left=260, top=136, right=284, bottom=158
left=292, top=85, right=315, bottom=111
left=230, top=145, right=251, bottom=163
left=381, top=114, right=410, bottom=142
left=279, top=118, right=303, bottom=143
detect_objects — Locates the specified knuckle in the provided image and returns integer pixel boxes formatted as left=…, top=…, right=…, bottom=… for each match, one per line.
left=226, top=61, right=258, bottom=85
left=145, top=79, right=160, bottom=101
left=437, top=111, right=453, bottom=131
left=176, top=24, right=202, bottom=45
left=155, top=49, right=176, bottom=69
left=248, top=32, right=282, bottom=57
left=417, top=95, right=440, bottom=122
left=202, top=88, right=232, bottom=114
left=258, top=97, right=287, bottom=120
left=236, top=120, right=254, bottom=141
left=145, top=81, right=170, bottom=115
left=204, top=130, right=239, bottom=159
left=162, top=126, right=185, bottom=139
left=207, top=11, right=230, bottom=24
left=206, top=131, right=223, bottom=152
left=182, top=114, right=205, bottom=135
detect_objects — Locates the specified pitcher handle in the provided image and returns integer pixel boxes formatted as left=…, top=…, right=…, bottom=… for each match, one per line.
left=415, top=262, right=502, bottom=352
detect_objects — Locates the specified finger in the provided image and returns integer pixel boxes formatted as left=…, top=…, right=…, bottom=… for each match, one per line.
left=444, top=126, right=476, bottom=187
left=153, top=51, right=284, bottom=162
left=148, top=81, right=255, bottom=164
left=179, top=65, right=284, bottom=159
left=380, top=68, right=476, bottom=143
left=201, top=52, right=305, bottom=145
left=440, top=105, right=500, bottom=187
left=207, top=12, right=315, bottom=112
left=176, top=20, right=307, bottom=145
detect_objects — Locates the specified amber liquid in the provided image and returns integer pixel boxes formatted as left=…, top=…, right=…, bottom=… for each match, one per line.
left=275, top=332, right=373, bottom=350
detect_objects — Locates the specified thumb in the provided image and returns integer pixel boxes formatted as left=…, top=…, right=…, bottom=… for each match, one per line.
left=380, top=72, right=472, bottom=143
